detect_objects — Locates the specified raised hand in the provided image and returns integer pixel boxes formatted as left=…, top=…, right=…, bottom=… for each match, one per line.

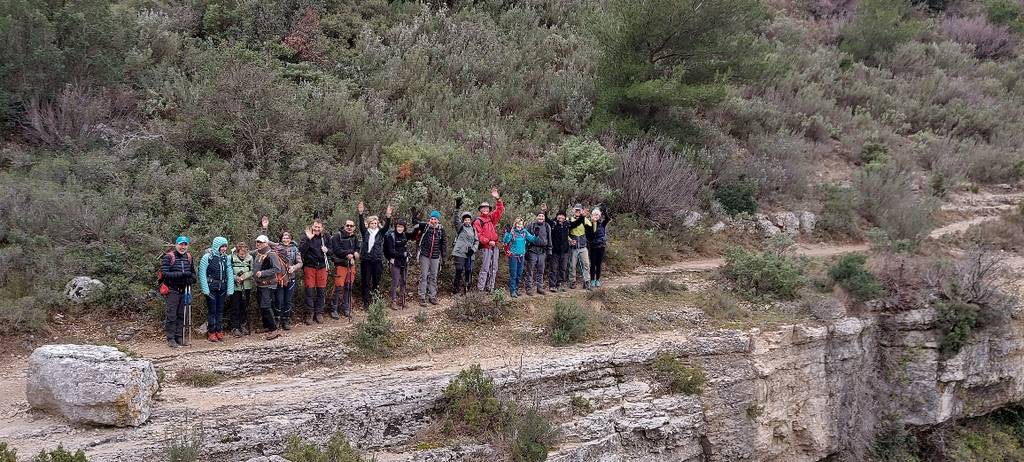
left=357, top=201, right=365, bottom=214
left=385, top=204, right=393, bottom=217
left=304, top=226, right=314, bottom=240
left=455, top=196, right=463, bottom=209
left=261, top=216, right=269, bottom=229
left=540, top=202, right=548, bottom=212
left=491, top=187, right=500, bottom=199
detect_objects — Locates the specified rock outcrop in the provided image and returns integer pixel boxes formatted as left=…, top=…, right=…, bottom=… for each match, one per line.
left=5, top=307, right=1024, bottom=461
left=25, top=344, right=158, bottom=427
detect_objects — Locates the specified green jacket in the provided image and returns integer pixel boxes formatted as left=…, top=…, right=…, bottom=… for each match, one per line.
left=232, top=249, right=254, bottom=291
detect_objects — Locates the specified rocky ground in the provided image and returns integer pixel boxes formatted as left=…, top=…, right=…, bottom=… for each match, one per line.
left=0, top=189, right=1021, bottom=461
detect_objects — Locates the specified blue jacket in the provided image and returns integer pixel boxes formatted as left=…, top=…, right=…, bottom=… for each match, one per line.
left=198, top=236, right=235, bottom=296
left=502, top=228, right=536, bottom=256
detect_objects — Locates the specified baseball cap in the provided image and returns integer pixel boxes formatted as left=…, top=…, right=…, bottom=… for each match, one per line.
left=175, top=236, right=190, bottom=245
left=573, top=203, right=583, bottom=210
left=255, top=235, right=269, bottom=243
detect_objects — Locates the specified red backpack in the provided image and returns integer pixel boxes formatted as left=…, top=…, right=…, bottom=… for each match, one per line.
left=157, top=251, right=192, bottom=295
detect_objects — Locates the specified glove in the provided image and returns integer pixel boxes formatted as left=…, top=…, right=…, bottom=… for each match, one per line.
left=456, top=197, right=464, bottom=209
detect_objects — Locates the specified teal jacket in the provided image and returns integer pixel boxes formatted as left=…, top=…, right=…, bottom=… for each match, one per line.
left=198, top=236, right=235, bottom=296
left=502, top=228, right=536, bottom=256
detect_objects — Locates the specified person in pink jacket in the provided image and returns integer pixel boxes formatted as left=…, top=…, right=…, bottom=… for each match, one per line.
left=474, top=187, right=504, bottom=293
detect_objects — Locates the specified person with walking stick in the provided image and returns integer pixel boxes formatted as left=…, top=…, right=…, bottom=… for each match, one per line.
left=160, top=236, right=195, bottom=349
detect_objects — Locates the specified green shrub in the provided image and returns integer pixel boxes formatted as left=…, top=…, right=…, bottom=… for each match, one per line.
left=351, top=297, right=396, bottom=356
left=855, top=164, right=936, bottom=246
left=840, top=0, right=919, bottom=64
left=870, top=418, right=920, bottom=462
left=987, top=0, right=1023, bottom=26
left=0, top=442, right=16, bottom=462
left=714, top=181, right=758, bottom=216
left=30, top=446, right=88, bottom=462
left=283, top=432, right=366, bottom=462
left=652, top=352, right=707, bottom=395
left=722, top=247, right=805, bottom=300
left=817, top=184, right=861, bottom=238
left=174, top=368, right=226, bottom=388
left=591, top=0, right=768, bottom=142
left=550, top=300, right=590, bottom=346
left=508, top=408, right=557, bottom=462
left=446, top=290, right=515, bottom=324
left=637, top=275, right=685, bottom=293
left=936, top=300, right=980, bottom=359
left=701, top=288, right=751, bottom=323
left=569, top=395, right=593, bottom=416
left=830, top=254, right=883, bottom=302
left=442, top=364, right=503, bottom=435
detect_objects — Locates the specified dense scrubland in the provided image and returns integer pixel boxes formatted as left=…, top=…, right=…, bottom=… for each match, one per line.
left=2, top=0, right=1024, bottom=342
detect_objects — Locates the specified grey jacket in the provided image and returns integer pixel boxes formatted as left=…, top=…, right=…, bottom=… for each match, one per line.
left=251, top=248, right=285, bottom=289
left=452, top=210, right=480, bottom=258
left=526, top=220, right=552, bottom=255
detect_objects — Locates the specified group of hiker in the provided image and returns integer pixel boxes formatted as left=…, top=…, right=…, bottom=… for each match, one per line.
left=158, top=188, right=611, bottom=348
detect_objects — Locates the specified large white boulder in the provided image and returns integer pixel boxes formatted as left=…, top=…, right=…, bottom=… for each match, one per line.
left=26, top=344, right=158, bottom=427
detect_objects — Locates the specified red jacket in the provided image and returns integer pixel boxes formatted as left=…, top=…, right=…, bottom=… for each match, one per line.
left=473, top=199, right=505, bottom=247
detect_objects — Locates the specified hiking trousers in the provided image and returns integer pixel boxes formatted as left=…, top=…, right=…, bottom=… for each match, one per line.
left=547, top=252, right=569, bottom=289
left=589, top=245, right=606, bottom=283
left=477, top=246, right=500, bottom=291
left=525, top=252, right=546, bottom=291
left=332, top=265, right=354, bottom=316
left=230, top=289, right=250, bottom=331
left=390, top=263, right=408, bottom=306
left=205, top=290, right=227, bottom=333
left=275, top=279, right=295, bottom=321
left=361, top=260, right=384, bottom=306
left=258, top=286, right=278, bottom=330
left=453, top=256, right=473, bottom=294
left=569, top=247, right=590, bottom=287
left=508, top=255, right=525, bottom=295
left=164, top=289, right=186, bottom=342
left=418, top=255, right=440, bottom=300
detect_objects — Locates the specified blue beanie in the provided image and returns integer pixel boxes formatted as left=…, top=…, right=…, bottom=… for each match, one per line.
left=430, top=210, right=441, bottom=220
left=175, top=235, right=190, bottom=245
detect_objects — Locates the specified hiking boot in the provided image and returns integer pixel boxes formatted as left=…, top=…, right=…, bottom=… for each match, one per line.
left=313, top=313, right=322, bottom=324
left=342, top=309, right=352, bottom=319
left=560, top=286, right=567, bottom=293
left=429, top=298, right=439, bottom=305
left=167, top=339, right=179, bottom=349
left=330, top=310, right=340, bottom=320
left=282, top=320, right=291, bottom=331
left=241, top=326, right=251, bottom=336
left=419, top=298, right=428, bottom=307
left=265, top=330, right=281, bottom=340
left=207, top=333, right=217, bottom=343
left=527, top=288, right=536, bottom=296
left=537, top=288, right=547, bottom=295
left=216, top=331, right=225, bottom=341
left=231, top=329, right=243, bottom=338
left=303, top=314, right=313, bottom=325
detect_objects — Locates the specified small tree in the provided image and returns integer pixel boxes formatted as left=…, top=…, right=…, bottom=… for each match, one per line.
left=840, top=0, right=919, bottom=63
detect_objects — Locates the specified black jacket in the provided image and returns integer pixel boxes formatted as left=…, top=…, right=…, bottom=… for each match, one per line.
left=547, top=218, right=571, bottom=255
left=329, top=229, right=359, bottom=268
left=384, top=229, right=414, bottom=267
left=584, top=205, right=611, bottom=248
left=417, top=225, right=446, bottom=259
left=299, top=234, right=329, bottom=269
left=358, top=214, right=391, bottom=262
left=526, top=221, right=552, bottom=255
left=161, top=250, right=195, bottom=291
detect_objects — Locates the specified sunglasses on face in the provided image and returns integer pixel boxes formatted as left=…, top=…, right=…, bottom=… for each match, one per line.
left=345, top=224, right=354, bottom=228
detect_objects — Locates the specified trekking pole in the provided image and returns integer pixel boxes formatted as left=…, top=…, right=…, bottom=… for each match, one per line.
left=184, top=286, right=192, bottom=345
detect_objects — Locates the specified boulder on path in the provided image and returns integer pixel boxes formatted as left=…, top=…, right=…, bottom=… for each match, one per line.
left=26, top=344, right=158, bottom=427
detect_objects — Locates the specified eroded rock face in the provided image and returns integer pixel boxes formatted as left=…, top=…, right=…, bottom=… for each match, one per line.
left=6, top=310, right=1024, bottom=462
left=26, top=344, right=158, bottom=427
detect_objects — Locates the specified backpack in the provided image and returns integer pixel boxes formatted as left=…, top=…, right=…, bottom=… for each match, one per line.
left=258, top=250, right=288, bottom=287
left=157, top=251, right=192, bottom=295
left=271, top=244, right=290, bottom=286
